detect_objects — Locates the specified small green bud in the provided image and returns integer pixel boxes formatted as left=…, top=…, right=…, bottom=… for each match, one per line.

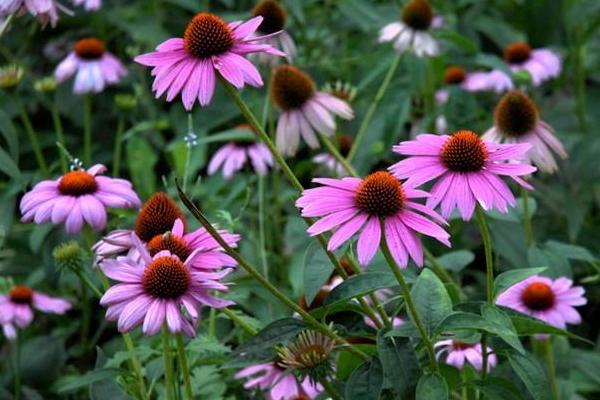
left=53, top=241, right=85, bottom=273
left=34, top=76, right=58, bottom=93
left=0, top=64, right=24, bottom=89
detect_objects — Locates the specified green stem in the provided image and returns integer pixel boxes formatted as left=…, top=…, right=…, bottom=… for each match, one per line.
left=257, top=175, right=269, bottom=278
left=573, top=38, right=587, bottom=133
left=175, top=335, right=193, bottom=400
left=13, top=333, right=20, bottom=400
left=176, top=185, right=369, bottom=361
left=347, top=52, right=402, bottom=162
left=161, top=328, right=175, bottom=400
left=318, top=132, right=358, bottom=176
left=0, top=14, right=14, bottom=37
left=380, top=224, right=439, bottom=372
left=50, top=103, right=67, bottom=173
left=208, top=307, right=217, bottom=337
left=83, top=95, right=92, bottom=165
left=543, top=338, right=559, bottom=400
left=221, top=308, right=258, bottom=335
left=112, top=117, right=125, bottom=177
left=122, top=333, right=148, bottom=400
left=19, top=104, right=49, bottom=176
left=320, top=378, right=343, bottom=400
left=182, top=113, right=194, bottom=192
left=347, top=258, right=391, bottom=328
left=521, top=187, right=534, bottom=246
left=76, top=270, right=103, bottom=298
left=79, top=278, right=90, bottom=350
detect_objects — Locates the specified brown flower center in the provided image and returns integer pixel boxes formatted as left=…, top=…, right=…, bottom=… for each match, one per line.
left=183, top=13, right=234, bottom=59
left=253, top=0, right=286, bottom=34
left=452, top=340, right=475, bottom=350
left=58, top=171, right=98, bottom=196
left=444, top=66, right=466, bottom=85
left=440, top=130, right=487, bottom=172
left=134, top=193, right=185, bottom=243
left=521, top=282, right=555, bottom=311
left=401, top=0, right=433, bottom=31
left=142, top=256, right=191, bottom=299
left=339, top=135, right=353, bottom=157
left=147, top=232, right=192, bottom=262
left=355, top=171, right=405, bottom=216
left=9, top=286, right=34, bottom=304
left=74, top=37, right=105, bottom=60
left=494, top=90, right=539, bottom=137
left=504, top=42, right=531, bottom=64
left=271, top=65, right=315, bottom=110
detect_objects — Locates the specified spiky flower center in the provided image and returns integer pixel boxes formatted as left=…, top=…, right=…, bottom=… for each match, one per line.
left=74, top=37, right=105, bottom=60
left=134, top=193, right=185, bottom=243
left=58, top=171, right=98, bottom=196
left=401, top=0, right=433, bottom=31
left=355, top=171, right=405, bottom=216
left=253, top=0, right=286, bottom=34
left=183, top=13, right=234, bottom=59
left=339, top=135, right=353, bottom=157
left=504, top=42, right=531, bottom=64
left=147, top=232, right=192, bottom=262
left=521, top=282, right=555, bottom=311
left=444, top=66, right=466, bottom=84
left=271, top=65, right=316, bottom=110
left=494, top=90, right=539, bottom=137
left=452, top=340, right=475, bottom=350
left=440, top=131, right=487, bottom=172
left=9, top=286, right=34, bottom=304
left=142, top=256, right=191, bottom=299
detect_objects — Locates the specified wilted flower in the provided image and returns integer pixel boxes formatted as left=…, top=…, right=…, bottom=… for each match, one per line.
left=435, top=340, right=497, bottom=372
left=0, top=64, right=23, bottom=88
left=503, top=42, right=560, bottom=86
left=277, top=329, right=336, bottom=383
left=252, top=0, right=297, bottom=65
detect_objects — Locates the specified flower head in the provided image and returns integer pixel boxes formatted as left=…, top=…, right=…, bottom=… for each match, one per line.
left=496, top=275, right=586, bottom=330
left=272, top=65, right=354, bottom=156
left=503, top=42, right=560, bottom=86
left=296, top=172, right=450, bottom=267
left=277, top=329, right=336, bottom=383
left=0, top=286, right=71, bottom=339
left=208, top=135, right=274, bottom=178
left=436, top=65, right=513, bottom=103
left=99, top=234, right=235, bottom=336
left=0, top=0, right=63, bottom=27
left=312, top=135, right=353, bottom=176
left=435, top=340, right=497, bottom=371
left=53, top=241, right=85, bottom=273
left=54, top=37, right=126, bottom=94
left=135, top=13, right=285, bottom=110
left=0, top=64, right=24, bottom=89
left=252, top=0, right=296, bottom=64
left=390, top=131, right=537, bottom=220
left=379, top=0, right=439, bottom=57
left=20, top=164, right=140, bottom=234
left=71, top=0, right=101, bottom=11
left=323, top=81, right=357, bottom=103
left=483, top=90, right=566, bottom=173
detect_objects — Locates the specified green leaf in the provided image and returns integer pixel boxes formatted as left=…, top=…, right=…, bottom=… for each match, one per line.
left=416, top=373, right=448, bottom=400
left=411, top=269, right=452, bottom=334
left=527, top=245, right=571, bottom=278
left=345, top=358, right=384, bottom=400
left=493, top=267, right=547, bottom=298
left=430, top=250, right=474, bottom=272
left=508, top=351, right=552, bottom=400
left=546, top=241, right=597, bottom=262
left=482, top=305, right=524, bottom=353
left=126, top=136, right=158, bottom=200
left=472, top=16, right=525, bottom=48
left=325, top=271, right=397, bottom=306
left=0, top=109, right=18, bottom=160
left=0, top=146, right=23, bottom=184
left=469, top=378, right=524, bottom=400
left=376, top=331, right=419, bottom=396
left=53, top=369, right=119, bottom=393
left=434, top=30, right=478, bottom=53
left=303, top=242, right=334, bottom=305
left=232, top=318, right=305, bottom=360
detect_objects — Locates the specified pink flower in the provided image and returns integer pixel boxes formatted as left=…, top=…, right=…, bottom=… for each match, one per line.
left=504, top=42, right=560, bottom=86
left=99, top=234, right=235, bottom=336
left=435, top=340, right=497, bottom=371
left=496, top=275, right=586, bottom=330
left=208, top=141, right=273, bottom=179
left=71, top=0, right=100, bottom=11
left=436, top=66, right=513, bottom=104
left=20, top=164, right=140, bottom=234
left=271, top=65, right=354, bottom=156
left=390, top=131, right=537, bottom=221
left=251, top=0, right=297, bottom=65
left=134, top=13, right=285, bottom=111
left=0, top=286, right=70, bottom=339
left=0, top=0, right=64, bottom=27
left=313, top=135, right=353, bottom=176
left=483, top=90, right=567, bottom=174
left=296, top=172, right=450, bottom=267
left=235, top=361, right=322, bottom=400
left=365, top=315, right=404, bottom=330
left=54, top=37, right=126, bottom=94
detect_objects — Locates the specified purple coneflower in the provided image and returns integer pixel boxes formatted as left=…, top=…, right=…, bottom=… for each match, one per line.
left=504, top=42, right=560, bottom=86
left=435, top=65, right=513, bottom=104
left=0, top=286, right=70, bottom=339
left=272, top=65, right=354, bottom=156
left=135, top=13, right=285, bottom=110
left=71, top=0, right=99, bottom=10
left=54, top=37, right=126, bottom=94
left=252, top=0, right=296, bottom=65
left=435, top=340, right=497, bottom=372
left=296, top=172, right=450, bottom=267
left=208, top=140, right=273, bottom=178
left=312, top=135, right=353, bottom=176
left=390, top=130, right=537, bottom=221
left=483, top=90, right=567, bottom=174
left=20, top=164, right=140, bottom=234
left=0, top=0, right=65, bottom=27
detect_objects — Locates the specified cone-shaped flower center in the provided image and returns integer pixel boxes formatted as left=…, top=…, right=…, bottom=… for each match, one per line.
left=253, top=0, right=286, bottom=34
left=289, top=396, right=310, bottom=400
left=452, top=340, right=475, bottom=350
left=9, top=286, right=33, bottom=304
left=339, top=135, right=353, bottom=157
left=504, top=42, right=531, bottom=64
left=184, top=13, right=234, bottom=59
left=147, top=232, right=192, bottom=262
left=271, top=65, right=316, bottom=110
left=142, top=256, right=191, bottom=299
left=355, top=171, right=405, bottom=216
left=440, top=130, right=487, bottom=172
left=74, top=37, right=105, bottom=60
left=521, top=282, right=555, bottom=311
left=494, top=90, right=539, bottom=137
left=58, top=171, right=98, bottom=196
left=401, top=0, right=433, bottom=31
left=134, top=193, right=185, bottom=243
left=444, top=66, right=466, bottom=84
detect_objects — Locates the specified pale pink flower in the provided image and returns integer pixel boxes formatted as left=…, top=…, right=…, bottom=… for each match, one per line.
left=71, top=0, right=99, bottom=10
left=435, top=340, right=497, bottom=371
left=252, top=0, right=297, bottom=65
left=208, top=141, right=273, bottom=179
left=0, top=0, right=65, bottom=27
left=435, top=65, right=513, bottom=104
left=504, top=42, right=560, bottom=86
